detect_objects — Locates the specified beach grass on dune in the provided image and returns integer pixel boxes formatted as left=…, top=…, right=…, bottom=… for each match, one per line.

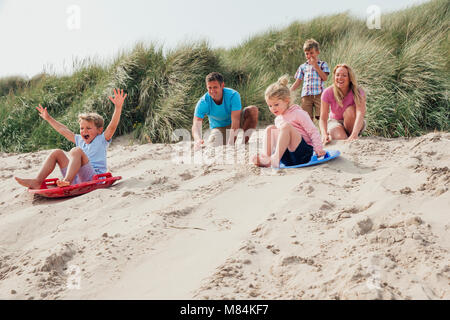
left=0, top=0, right=448, bottom=152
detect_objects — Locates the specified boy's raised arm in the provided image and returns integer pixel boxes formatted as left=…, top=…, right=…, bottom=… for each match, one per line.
left=104, top=89, right=127, bottom=141
left=37, top=104, right=75, bottom=143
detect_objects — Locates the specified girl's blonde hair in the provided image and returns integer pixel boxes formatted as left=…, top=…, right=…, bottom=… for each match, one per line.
left=265, top=75, right=292, bottom=102
left=78, top=113, right=104, bottom=128
left=332, top=64, right=362, bottom=107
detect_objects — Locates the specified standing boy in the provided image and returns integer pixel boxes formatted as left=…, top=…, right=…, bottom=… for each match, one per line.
left=290, top=39, right=330, bottom=121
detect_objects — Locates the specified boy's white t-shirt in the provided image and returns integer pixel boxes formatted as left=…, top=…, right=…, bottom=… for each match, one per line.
left=75, top=133, right=111, bottom=174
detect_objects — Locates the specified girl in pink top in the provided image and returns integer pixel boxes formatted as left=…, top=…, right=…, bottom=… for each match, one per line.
left=252, top=76, right=325, bottom=168
left=320, top=64, right=367, bottom=144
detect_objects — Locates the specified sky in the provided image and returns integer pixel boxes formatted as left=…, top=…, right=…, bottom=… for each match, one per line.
left=0, top=0, right=427, bottom=78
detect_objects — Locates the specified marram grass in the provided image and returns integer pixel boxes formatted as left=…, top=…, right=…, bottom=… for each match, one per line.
left=0, top=0, right=448, bottom=152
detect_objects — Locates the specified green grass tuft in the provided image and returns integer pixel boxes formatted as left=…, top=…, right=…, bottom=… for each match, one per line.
left=0, top=0, right=448, bottom=152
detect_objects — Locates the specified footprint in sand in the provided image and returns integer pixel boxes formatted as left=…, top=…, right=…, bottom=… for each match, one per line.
left=347, top=217, right=374, bottom=238
left=179, top=171, right=195, bottom=181
left=319, top=201, right=335, bottom=211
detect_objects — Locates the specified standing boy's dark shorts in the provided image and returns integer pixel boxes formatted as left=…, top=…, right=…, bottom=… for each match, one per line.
left=280, top=139, right=314, bottom=167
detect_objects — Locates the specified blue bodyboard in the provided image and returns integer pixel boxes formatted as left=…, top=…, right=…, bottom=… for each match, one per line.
left=279, top=150, right=341, bottom=169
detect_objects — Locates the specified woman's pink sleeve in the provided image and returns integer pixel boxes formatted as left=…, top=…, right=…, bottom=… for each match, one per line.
left=321, top=87, right=332, bottom=102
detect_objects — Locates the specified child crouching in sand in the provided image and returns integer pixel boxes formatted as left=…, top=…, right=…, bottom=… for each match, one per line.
left=252, top=76, right=325, bottom=168
left=15, top=89, right=127, bottom=189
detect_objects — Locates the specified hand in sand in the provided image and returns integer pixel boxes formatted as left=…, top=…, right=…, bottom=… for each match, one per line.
left=322, top=133, right=331, bottom=145
left=194, top=139, right=205, bottom=152
left=346, top=134, right=358, bottom=143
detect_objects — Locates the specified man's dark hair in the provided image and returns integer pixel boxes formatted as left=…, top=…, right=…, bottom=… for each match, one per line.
left=205, top=72, right=224, bottom=84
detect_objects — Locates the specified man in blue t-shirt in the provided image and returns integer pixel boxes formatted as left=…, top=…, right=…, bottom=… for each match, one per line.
left=192, top=72, right=258, bottom=148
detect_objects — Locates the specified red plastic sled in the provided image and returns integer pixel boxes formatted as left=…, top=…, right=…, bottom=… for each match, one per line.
left=29, top=173, right=122, bottom=198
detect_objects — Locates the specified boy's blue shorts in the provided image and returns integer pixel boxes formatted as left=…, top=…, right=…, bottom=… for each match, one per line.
left=280, top=139, right=314, bottom=167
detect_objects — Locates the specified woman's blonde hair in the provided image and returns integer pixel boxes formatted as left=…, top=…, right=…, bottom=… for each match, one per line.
left=332, top=64, right=362, bottom=107
left=78, top=113, right=104, bottom=128
left=265, top=75, right=292, bottom=102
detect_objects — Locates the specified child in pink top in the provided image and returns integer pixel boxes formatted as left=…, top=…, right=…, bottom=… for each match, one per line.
left=252, top=76, right=325, bottom=168
left=275, top=105, right=323, bottom=150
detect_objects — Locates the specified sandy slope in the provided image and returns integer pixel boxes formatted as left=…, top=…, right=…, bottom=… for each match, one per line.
left=0, top=131, right=448, bottom=300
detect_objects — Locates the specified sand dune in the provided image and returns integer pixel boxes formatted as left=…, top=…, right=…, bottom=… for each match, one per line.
left=0, top=131, right=448, bottom=300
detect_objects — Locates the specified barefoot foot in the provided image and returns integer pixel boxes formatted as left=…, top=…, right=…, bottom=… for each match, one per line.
left=252, top=154, right=271, bottom=167
left=14, top=177, right=42, bottom=189
left=270, top=155, right=280, bottom=168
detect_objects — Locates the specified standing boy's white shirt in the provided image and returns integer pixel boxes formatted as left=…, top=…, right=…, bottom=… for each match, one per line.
left=75, top=133, right=111, bottom=174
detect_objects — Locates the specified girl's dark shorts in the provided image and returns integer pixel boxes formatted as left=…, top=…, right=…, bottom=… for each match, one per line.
left=280, top=138, right=314, bottom=167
